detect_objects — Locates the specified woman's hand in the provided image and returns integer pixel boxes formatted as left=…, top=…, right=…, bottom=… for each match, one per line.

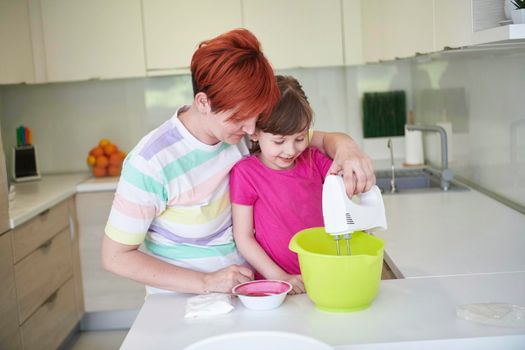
left=328, top=143, right=376, bottom=196
left=281, top=274, right=305, bottom=294
left=203, top=264, right=254, bottom=293
left=311, top=131, right=375, bottom=196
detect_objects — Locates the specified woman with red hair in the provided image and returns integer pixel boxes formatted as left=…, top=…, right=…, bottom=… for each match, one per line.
left=102, top=29, right=375, bottom=294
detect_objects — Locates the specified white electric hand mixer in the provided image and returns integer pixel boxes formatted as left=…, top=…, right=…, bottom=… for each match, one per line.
left=322, top=175, right=387, bottom=255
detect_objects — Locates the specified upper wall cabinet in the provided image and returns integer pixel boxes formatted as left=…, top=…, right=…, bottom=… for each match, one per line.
left=242, top=0, right=344, bottom=69
left=40, top=0, right=145, bottom=82
left=342, top=0, right=364, bottom=66
left=434, top=0, right=473, bottom=50
left=362, top=0, right=434, bottom=62
left=142, top=0, right=242, bottom=75
left=0, top=1, right=35, bottom=84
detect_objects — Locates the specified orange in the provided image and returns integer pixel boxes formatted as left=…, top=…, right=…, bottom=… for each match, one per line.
left=103, top=143, right=118, bottom=156
left=86, top=155, right=96, bottom=166
left=99, top=139, right=111, bottom=147
left=109, top=152, right=123, bottom=166
left=108, top=165, right=122, bottom=177
left=90, top=146, right=104, bottom=157
left=92, top=166, right=107, bottom=177
left=95, top=155, right=109, bottom=168
left=116, top=151, right=126, bottom=161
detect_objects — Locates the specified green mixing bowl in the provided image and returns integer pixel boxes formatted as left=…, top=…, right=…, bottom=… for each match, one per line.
left=289, top=227, right=384, bottom=312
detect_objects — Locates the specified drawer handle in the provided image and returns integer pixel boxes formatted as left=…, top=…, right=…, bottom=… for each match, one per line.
left=44, top=291, right=58, bottom=305
left=39, top=208, right=51, bottom=217
left=39, top=239, right=53, bottom=250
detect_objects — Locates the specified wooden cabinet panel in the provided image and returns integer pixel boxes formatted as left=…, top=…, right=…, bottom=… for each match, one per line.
left=142, top=0, right=242, bottom=73
left=14, top=229, right=73, bottom=323
left=67, top=196, right=85, bottom=319
left=242, top=0, right=344, bottom=69
left=12, top=199, right=69, bottom=263
left=20, top=278, right=78, bottom=350
left=0, top=232, right=22, bottom=350
left=40, top=0, right=145, bottom=82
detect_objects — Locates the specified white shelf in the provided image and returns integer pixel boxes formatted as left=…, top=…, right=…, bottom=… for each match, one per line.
left=472, top=24, right=525, bottom=45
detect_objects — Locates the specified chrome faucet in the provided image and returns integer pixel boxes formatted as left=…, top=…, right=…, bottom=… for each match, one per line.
left=387, top=139, right=397, bottom=193
left=406, top=124, right=454, bottom=191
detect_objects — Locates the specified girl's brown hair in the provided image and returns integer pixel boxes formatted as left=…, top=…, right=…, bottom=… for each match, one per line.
left=251, top=75, right=313, bottom=153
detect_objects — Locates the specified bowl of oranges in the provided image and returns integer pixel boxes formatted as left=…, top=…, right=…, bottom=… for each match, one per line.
left=86, top=139, right=126, bottom=177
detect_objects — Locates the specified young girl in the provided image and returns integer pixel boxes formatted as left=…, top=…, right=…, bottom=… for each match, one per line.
left=230, top=76, right=333, bottom=294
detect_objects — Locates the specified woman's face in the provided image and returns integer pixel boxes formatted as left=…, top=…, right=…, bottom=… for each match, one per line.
left=208, top=109, right=257, bottom=145
left=254, top=129, right=309, bottom=170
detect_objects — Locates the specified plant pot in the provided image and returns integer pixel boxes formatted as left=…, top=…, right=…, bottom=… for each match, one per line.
left=512, top=8, right=525, bottom=24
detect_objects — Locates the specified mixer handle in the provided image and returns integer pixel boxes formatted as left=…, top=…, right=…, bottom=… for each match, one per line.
left=357, top=185, right=382, bottom=206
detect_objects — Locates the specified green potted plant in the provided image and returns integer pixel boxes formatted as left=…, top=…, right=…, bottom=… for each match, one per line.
left=511, top=0, right=525, bottom=24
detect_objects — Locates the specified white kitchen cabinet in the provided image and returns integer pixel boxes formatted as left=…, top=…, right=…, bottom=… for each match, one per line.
left=40, top=0, right=145, bottom=82
left=434, top=0, right=473, bottom=50
left=362, top=0, right=434, bottom=62
left=142, top=0, right=242, bottom=75
left=0, top=0, right=34, bottom=84
left=242, top=0, right=344, bottom=69
left=361, top=0, right=385, bottom=63
left=76, top=191, right=145, bottom=312
left=342, top=0, right=364, bottom=66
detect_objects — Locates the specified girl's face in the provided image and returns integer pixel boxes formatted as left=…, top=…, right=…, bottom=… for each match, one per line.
left=254, top=129, right=309, bottom=170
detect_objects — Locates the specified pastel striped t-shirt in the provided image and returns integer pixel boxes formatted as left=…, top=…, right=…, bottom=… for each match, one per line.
left=105, top=106, right=248, bottom=276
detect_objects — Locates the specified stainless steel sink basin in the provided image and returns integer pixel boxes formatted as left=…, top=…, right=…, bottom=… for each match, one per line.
left=375, top=168, right=469, bottom=194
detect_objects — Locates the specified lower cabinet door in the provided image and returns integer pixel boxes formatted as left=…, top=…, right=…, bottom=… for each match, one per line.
left=20, top=278, right=78, bottom=350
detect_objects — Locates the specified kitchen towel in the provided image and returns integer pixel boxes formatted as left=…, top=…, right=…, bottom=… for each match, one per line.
left=404, top=126, right=424, bottom=165
left=184, top=293, right=235, bottom=319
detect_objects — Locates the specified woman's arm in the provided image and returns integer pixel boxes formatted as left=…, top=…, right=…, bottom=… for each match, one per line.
left=232, top=204, right=305, bottom=293
left=311, top=131, right=375, bottom=196
left=101, top=235, right=253, bottom=294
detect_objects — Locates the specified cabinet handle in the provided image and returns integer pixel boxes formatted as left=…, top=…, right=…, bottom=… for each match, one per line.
left=39, top=208, right=51, bottom=217
left=44, top=291, right=58, bottom=306
left=39, top=239, right=53, bottom=250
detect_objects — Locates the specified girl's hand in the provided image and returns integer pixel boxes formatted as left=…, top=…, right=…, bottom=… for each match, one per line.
left=203, top=264, right=254, bottom=293
left=281, top=274, right=305, bottom=295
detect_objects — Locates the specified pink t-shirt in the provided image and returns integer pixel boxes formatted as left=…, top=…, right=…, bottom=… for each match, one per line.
left=230, top=147, right=332, bottom=276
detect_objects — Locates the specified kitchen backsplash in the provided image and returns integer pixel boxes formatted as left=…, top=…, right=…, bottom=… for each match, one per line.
left=0, top=48, right=523, bottom=208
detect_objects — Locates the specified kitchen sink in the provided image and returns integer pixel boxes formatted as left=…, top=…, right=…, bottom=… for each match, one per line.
left=375, top=168, right=469, bottom=194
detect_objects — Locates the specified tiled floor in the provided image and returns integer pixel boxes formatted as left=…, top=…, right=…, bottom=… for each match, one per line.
left=68, top=330, right=128, bottom=350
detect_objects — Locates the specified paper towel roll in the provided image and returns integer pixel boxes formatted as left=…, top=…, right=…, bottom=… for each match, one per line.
left=404, top=128, right=424, bottom=165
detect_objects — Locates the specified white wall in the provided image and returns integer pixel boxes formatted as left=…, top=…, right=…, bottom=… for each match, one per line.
left=412, top=48, right=525, bottom=207
left=1, top=48, right=522, bottom=208
left=0, top=65, right=412, bottom=176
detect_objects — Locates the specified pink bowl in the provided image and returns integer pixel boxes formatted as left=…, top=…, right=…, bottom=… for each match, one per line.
left=232, top=280, right=292, bottom=310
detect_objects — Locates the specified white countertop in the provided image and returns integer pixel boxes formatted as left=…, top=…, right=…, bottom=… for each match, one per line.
left=121, top=169, right=525, bottom=349
left=376, top=190, right=525, bottom=278
left=76, top=176, right=119, bottom=193
left=8, top=173, right=90, bottom=228
left=121, top=272, right=525, bottom=349
left=8, top=173, right=118, bottom=228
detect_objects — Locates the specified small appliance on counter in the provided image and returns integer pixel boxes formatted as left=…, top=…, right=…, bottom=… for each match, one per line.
left=289, top=175, right=388, bottom=312
left=12, top=125, right=40, bottom=182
